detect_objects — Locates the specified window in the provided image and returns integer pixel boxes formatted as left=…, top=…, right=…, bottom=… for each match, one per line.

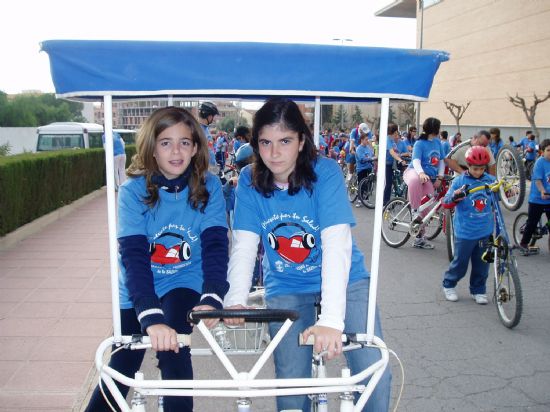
left=37, top=134, right=84, bottom=151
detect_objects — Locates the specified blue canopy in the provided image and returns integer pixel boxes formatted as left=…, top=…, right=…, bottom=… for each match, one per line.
left=41, top=40, right=448, bottom=102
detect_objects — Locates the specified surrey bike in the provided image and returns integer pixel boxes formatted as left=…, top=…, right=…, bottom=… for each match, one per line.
left=495, top=144, right=526, bottom=211
left=380, top=175, right=452, bottom=248
left=452, top=179, right=523, bottom=328
left=94, top=308, right=390, bottom=412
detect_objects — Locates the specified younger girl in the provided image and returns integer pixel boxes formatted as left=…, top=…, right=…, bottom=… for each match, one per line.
left=403, top=117, right=445, bottom=249
left=224, top=97, right=391, bottom=412
left=86, top=107, right=229, bottom=412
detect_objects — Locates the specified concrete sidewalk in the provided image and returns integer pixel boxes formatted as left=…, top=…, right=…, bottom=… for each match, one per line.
left=0, top=189, right=113, bottom=411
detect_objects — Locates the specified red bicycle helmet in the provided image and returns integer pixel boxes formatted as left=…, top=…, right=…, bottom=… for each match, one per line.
left=465, top=146, right=491, bottom=166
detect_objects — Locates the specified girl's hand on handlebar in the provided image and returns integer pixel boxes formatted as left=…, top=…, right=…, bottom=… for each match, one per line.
left=302, top=325, right=343, bottom=360
left=145, top=324, right=179, bottom=353
left=223, top=304, right=248, bottom=326
left=192, top=304, right=219, bottom=329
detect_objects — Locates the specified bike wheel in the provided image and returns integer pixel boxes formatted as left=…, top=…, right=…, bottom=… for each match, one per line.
left=445, top=209, right=455, bottom=262
left=424, top=209, right=443, bottom=240
left=359, top=176, right=376, bottom=209
left=496, top=145, right=526, bottom=211
left=347, top=176, right=358, bottom=202
left=512, top=212, right=528, bottom=247
left=381, top=197, right=411, bottom=248
left=493, top=239, right=523, bottom=328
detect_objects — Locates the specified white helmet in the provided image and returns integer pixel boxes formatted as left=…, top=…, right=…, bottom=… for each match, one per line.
left=359, top=123, right=370, bottom=134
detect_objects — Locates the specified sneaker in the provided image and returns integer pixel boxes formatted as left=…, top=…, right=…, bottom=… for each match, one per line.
left=443, top=287, right=458, bottom=302
left=355, top=202, right=362, bottom=208
left=413, top=237, right=435, bottom=249
left=472, top=294, right=488, bottom=305
left=518, top=243, right=536, bottom=256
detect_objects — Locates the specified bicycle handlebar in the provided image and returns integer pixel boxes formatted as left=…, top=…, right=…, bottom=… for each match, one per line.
left=187, top=308, right=300, bottom=324
left=299, top=333, right=370, bottom=346
left=129, top=334, right=191, bottom=350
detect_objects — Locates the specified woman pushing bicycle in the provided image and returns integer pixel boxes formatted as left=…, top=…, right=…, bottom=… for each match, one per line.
left=223, top=97, right=391, bottom=412
left=441, top=146, right=496, bottom=304
left=402, top=117, right=446, bottom=249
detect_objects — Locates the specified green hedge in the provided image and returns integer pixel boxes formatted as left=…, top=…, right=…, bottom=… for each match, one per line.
left=0, top=146, right=136, bottom=237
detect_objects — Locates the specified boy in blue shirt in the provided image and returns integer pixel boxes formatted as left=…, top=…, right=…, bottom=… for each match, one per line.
left=519, top=138, right=550, bottom=255
left=355, top=133, right=376, bottom=207
left=441, top=146, right=496, bottom=304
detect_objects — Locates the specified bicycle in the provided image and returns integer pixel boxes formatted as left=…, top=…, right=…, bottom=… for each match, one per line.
left=453, top=179, right=523, bottom=328
left=94, top=308, right=390, bottom=412
left=380, top=176, right=452, bottom=248
left=512, top=206, right=550, bottom=255
left=495, top=144, right=526, bottom=211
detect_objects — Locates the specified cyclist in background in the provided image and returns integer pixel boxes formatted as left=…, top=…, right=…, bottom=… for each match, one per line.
left=441, top=146, right=496, bottom=304
left=402, top=117, right=445, bottom=249
left=198, top=101, right=220, bottom=168
left=355, top=133, right=376, bottom=207
left=488, top=127, right=504, bottom=158
left=445, top=130, right=497, bottom=176
left=518, top=138, right=550, bottom=255
left=383, top=123, right=408, bottom=206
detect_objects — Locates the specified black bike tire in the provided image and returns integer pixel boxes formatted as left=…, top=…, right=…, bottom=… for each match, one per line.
left=359, top=176, right=376, bottom=209
left=496, top=145, right=526, bottom=211
left=347, top=176, right=358, bottom=203
left=445, top=209, right=455, bottom=262
left=381, top=197, right=411, bottom=248
left=494, top=251, right=523, bottom=328
left=425, top=209, right=443, bottom=240
left=512, top=212, right=528, bottom=247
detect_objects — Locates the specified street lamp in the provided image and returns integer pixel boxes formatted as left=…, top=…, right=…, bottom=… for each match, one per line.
left=332, top=38, right=353, bottom=45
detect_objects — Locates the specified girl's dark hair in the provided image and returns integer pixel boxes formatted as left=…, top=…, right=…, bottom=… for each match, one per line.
left=251, top=97, right=317, bottom=197
left=540, top=138, right=550, bottom=151
left=418, top=117, right=441, bottom=140
left=387, top=123, right=398, bottom=136
left=127, top=106, right=210, bottom=210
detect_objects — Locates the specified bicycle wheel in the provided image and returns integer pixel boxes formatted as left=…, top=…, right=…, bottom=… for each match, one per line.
left=493, top=239, right=523, bottom=328
left=381, top=197, right=411, bottom=248
left=496, top=145, right=526, bottom=211
left=424, top=209, right=443, bottom=240
left=359, top=176, right=376, bottom=209
left=347, top=175, right=358, bottom=202
left=445, top=209, right=455, bottom=262
left=512, top=212, right=528, bottom=246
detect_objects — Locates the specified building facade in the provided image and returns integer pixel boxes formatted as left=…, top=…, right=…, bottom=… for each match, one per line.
left=377, top=0, right=550, bottom=140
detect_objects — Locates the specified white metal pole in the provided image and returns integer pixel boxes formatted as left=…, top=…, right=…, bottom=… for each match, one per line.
left=104, top=95, right=122, bottom=341
left=367, top=98, right=390, bottom=342
left=314, top=97, right=321, bottom=148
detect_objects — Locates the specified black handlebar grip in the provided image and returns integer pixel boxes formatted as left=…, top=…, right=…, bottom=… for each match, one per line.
left=187, top=308, right=300, bottom=324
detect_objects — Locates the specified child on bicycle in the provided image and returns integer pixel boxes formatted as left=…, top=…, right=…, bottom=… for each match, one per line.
left=403, top=117, right=445, bottom=249
left=518, top=138, right=550, bottom=255
left=441, top=146, right=496, bottom=304
left=85, top=107, right=229, bottom=412
left=355, top=133, right=376, bottom=207
left=223, top=97, right=391, bottom=412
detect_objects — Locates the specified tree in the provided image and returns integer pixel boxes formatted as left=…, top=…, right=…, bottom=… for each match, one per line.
left=398, top=103, right=416, bottom=129
left=321, top=105, right=333, bottom=130
left=443, top=101, right=471, bottom=134
left=508, top=91, right=550, bottom=141
left=332, top=105, right=348, bottom=130
left=218, top=116, right=236, bottom=133
left=351, top=105, right=363, bottom=125
left=0, top=92, right=86, bottom=127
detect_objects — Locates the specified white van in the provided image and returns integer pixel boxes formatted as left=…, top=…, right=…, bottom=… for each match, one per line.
left=36, top=122, right=136, bottom=151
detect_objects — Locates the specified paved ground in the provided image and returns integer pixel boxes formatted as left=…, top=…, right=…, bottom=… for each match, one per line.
left=0, top=188, right=548, bottom=411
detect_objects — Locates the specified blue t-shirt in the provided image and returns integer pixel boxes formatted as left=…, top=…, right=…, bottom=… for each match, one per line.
left=201, top=124, right=217, bottom=165
left=440, top=140, right=451, bottom=157
left=528, top=156, right=550, bottom=204
left=233, top=157, right=369, bottom=298
left=233, top=139, right=242, bottom=153
left=488, top=140, right=503, bottom=158
left=117, top=173, right=227, bottom=308
left=355, top=144, right=374, bottom=173
left=524, top=140, right=537, bottom=161
left=444, top=172, right=496, bottom=239
left=235, top=143, right=253, bottom=162
left=408, top=138, right=444, bottom=178
left=385, top=137, right=398, bottom=165
left=102, top=132, right=125, bottom=156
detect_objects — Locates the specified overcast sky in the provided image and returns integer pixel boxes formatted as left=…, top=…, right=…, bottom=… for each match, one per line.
left=1, top=0, right=417, bottom=94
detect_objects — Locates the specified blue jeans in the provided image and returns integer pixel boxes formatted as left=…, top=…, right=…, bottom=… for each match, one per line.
left=266, top=278, right=391, bottom=412
left=443, top=237, right=490, bottom=294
